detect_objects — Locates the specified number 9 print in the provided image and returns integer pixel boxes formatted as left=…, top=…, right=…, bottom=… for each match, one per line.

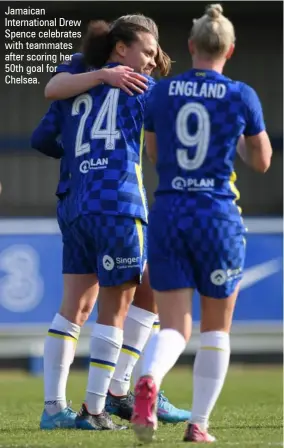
left=0, top=245, right=44, bottom=313
left=176, top=102, right=210, bottom=171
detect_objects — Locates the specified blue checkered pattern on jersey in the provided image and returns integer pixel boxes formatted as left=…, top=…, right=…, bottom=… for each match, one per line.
left=69, top=214, right=147, bottom=286
left=148, top=209, right=246, bottom=297
left=58, top=70, right=154, bottom=224
left=53, top=53, right=87, bottom=197
left=57, top=197, right=93, bottom=274
left=145, top=69, right=265, bottom=221
left=56, top=158, right=70, bottom=198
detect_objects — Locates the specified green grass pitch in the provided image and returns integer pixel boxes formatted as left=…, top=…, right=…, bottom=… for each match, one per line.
left=0, top=365, right=282, bottom=447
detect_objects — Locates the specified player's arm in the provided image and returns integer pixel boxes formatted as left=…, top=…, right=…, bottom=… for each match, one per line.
left=237, top=132, right=272, bottom=173
left=239, top=84, right=272, bottom=173
left=30, top=102, right=63, bottom=159
left=45, top=54, right=149, bottom=100
left=144, top=83, right=158, bottom=164
left=145, top=132, right=158, bottom=165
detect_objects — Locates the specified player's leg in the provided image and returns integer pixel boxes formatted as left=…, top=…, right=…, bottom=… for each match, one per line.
left=130, top=267, right=192, bottom=424
left=184, top=288, right=238, bottom=443
left=41, top=275, right=99, bottom=428
left=41, top=202, right=99, bottom=430
left=126, top=265, right=159, bottom=387
left=79, top=282, right=136, bottom=425
left=131, top=266, right=159, bottom=389
left=184, top=217, right=246, bottom=443
left=106, top=265, right=158, bottom=420
left=132, top=289, right=194, bottom=442
left=132, top=210, right=194, bottom=442
left=75, top=215, right=141, bottom=430
left=109, top=237, right=157, bottom=395
left=132, top=317, right=160, bottom=387
left=129, top=267, right=159, bottom=391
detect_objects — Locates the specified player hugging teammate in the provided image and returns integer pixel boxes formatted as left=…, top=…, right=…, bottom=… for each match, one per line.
left=31, top=13, right=191, bottom=432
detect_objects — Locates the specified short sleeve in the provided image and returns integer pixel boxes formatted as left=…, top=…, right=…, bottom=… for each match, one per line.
left=240, top=83, right=266, bottom=136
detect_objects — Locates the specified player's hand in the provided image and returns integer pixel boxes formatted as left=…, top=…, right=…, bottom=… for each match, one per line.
left=101, top=66, right=148, bottom=96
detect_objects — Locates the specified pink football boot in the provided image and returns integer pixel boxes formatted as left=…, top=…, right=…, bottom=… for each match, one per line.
left=131, top=376, right=158, bottom=443
left=183, top=423, right=216, bottom=443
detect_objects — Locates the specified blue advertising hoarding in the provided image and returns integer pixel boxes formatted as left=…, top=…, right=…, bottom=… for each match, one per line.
left=0, top=218, right=282, bottom=328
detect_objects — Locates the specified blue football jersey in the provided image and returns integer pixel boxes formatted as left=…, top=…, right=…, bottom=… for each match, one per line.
left=145, top=69, right=265, bottom=220
left=30, top=101, right=69, bottom=198
left=57, top=158, right=70, bottom=198
left=32, top=53, right=95, bottom=199
left=55, top=63, right=155, bottom=224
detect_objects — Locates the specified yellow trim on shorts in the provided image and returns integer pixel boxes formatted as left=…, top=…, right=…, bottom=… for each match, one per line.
left=229, top=171, right=242, bottom=214
left=135, top=126, right=148, bottom=221
left=135, top=218, right=143, bottom=258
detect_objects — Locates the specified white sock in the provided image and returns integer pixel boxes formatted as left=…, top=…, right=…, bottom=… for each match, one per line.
left=85, top=324, right=123, bottom=415
left=110, top=305, right=156, bottom=396
left=44, top=313, right=80, bottom=415
left=132, top=317, right=160, bottom=386
left=191, top=331, right=230, bottom=430
left=142, top=328, right=186, bottom=391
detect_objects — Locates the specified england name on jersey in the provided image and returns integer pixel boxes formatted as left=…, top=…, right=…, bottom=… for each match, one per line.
left=59, top=65, right=155, bottom=224
left=144, top=69, right=265, bottom=220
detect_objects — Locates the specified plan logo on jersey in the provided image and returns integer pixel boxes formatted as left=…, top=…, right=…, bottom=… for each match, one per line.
left=102, top=255, right=115, bottom=271
left=171, top=176, right=186, bottom=191
left=171, top=176, right=215, bottom=192
left=79, top=158, right=108, bottom=174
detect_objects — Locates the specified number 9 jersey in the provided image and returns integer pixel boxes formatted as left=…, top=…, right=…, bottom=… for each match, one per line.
left=145, top=69, right=265, bottom=221
left=145, top=69, right=266, bottom=298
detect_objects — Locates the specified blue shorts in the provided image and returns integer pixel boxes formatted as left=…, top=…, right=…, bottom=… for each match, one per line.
left=69, top=214, right=147, bottom=287
left=148, top=210, right=246, bottom=298
left=57, top=198, right=93, bottom=274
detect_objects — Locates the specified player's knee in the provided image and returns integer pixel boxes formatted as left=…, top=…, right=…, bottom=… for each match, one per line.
left=59, top=307, right=83, bottom=326
left=76, top=301, right=94, bottom=325
left=156, top=289, right=193, bottom=342
left=60, top=293, right=96, bottom=326
left=60, top=303, right=92, bottom=326
left=97, top=283, right=136, bottom=328
left=200, top=287, right=239, bottom=333
left=161, top=320, right=191, bottom=342
left=133, top=281, right=156, bottom=313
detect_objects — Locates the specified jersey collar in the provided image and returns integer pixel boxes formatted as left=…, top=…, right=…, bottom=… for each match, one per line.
left=189, top=69, right=225, bottom=80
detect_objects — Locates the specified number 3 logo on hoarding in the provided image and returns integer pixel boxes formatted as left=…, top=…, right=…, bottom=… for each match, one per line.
left=0, top=245, right=44, bottom=313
